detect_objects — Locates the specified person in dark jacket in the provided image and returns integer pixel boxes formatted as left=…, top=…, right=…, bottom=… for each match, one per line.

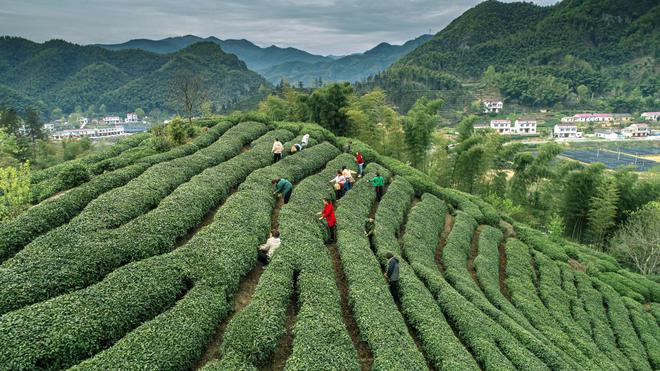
left=385, top=251, right=400, bottom=301
left=364, top=218, right=375, bottom=246
left=272, top=177, right=293, bottom=204
left=317, top=198, right=337, bottom=243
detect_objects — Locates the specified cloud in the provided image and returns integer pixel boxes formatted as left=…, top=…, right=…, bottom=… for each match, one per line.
left=0, top=0, right=560, bottom=55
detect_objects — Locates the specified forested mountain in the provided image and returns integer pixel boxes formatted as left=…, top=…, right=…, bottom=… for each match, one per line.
left=259, top=34, right=432, bottom=86
left=363, top=0, right=659, bottom=111
left=97, top=35, right=330, bottom=71
left=0, top=37, right=267, bottom=114
left=98, top=34, right=434, bottom=86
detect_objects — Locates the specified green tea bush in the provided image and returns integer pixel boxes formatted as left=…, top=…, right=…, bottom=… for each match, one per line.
left=594, top=279, right=651, bottom=370
left=0, top=122, right=267, bottom=315
left=334, top=167, right=433, bottom=370
left=557, top=264, right=592, bottom=336
left=0, top=133, right=339, bottom=370
left=0, top=122, right=232, bottom=264
left=622, top=297, right=660, bottom=369
left=398, top=193, right=480, bottom=370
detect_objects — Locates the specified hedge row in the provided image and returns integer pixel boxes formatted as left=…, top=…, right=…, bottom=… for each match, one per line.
left=0, top=131, right=317, bottom=370
left=0, top=122, right=267, bottom=315
left=272, top=154, right=359, bottom=370
left=333, top=169, right=436, bottom=370
left=534, top=251, right=631, bottom=370
left=404, top=223, right=526, bottom=370
left=557, top=264, right=592, bottom=337
left=573, top=271, right=632, bottom=365
left=75, top=138, right=335, bottom=371
left=623, top=297, right=660, bottom=369
left=29, top=132, right=150, bottom=184
left=0, top=123, right=234, bottom=264
left=472, top=225, right=544, bottom=337
left=505, top=239, right=617, bottom=370
left=598, top=270, right=660, bottom=303
left=211, top=152, right=356, bottom=370
left=442, top=214, right=563, bottom=370
left=593, top=279, right=651, bottom=371
left=397, top=192, right=480, bottom=370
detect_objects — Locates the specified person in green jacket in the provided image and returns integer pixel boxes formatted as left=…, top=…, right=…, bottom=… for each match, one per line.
left=368, top=172, right=384, bottom=201
left=272, top=177, right=293, bottom=204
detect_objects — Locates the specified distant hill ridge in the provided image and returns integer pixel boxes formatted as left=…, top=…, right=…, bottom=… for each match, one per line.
left=0, top=37, right=267, bottom=113
left=97, top=34, right=434, bottom=86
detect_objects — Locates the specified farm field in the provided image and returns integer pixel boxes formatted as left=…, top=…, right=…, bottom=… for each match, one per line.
left=560, top=149, right=660, bottom=171
left=1, top=119, right=658, bottom=370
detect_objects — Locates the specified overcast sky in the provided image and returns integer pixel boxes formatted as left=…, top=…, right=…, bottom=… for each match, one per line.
left=0, top=0, right=559, bottom=55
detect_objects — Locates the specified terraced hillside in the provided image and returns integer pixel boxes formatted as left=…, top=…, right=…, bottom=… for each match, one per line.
left=1, top=119, right=658, bottom=370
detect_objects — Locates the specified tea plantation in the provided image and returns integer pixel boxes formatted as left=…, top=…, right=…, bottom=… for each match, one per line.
left=1, top=119, right=658, bottom=370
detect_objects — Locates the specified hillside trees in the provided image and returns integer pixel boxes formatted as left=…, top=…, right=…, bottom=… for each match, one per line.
left=610, top=201, right=660, bottom=275
left=403, top=97, right=442, bottom=168
left=0, top=161, right=30, bottom=222
left=306, top=82, right=353, bottom=135
left=171, top=73, right=207, bottom=124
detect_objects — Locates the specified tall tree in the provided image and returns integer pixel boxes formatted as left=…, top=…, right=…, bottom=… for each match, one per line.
left=586, top=175, right=619, bottom=246
left=560, top=164, right=604, bottom=241
left=0, top=108, right=20, bottom=136
left=306, top=82, right=353, bottom=136
left=24, top=108, right=45, bottom=144
left=171, top=73, right=206, bottom=124
left=457, top=115, right=478, bottom=142
left=610, top=201, right=660, bottom=275
left=403, top=97, right=442, bottom=168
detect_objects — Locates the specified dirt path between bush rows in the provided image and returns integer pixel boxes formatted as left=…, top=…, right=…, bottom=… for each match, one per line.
left=396, top=199, right=436, bottom=371
left=328, top=243, right=374, bottom=371
left=498, top=238, right=512, bottom=302
left=261, top=272, right=299, bottom=371
left=467, top=225, right=485, bottom=291
left=194, top=264, right=263, bottom=369
left=436, top=213, right=455, bottom=274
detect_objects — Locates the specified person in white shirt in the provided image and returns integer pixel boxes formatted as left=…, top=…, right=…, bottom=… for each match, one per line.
left=272, top=139, right=283, bottom=162
left=341, top=165, right=357, bottom=192
left=330, top=170, right=346, bottom=200
left=301, top=134, right=310, bottom=147
left=258, top=230, right=281, bottom=265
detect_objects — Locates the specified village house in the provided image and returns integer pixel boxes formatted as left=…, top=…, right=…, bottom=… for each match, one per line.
left=612, top=113, right=633, bottom=123
left=641, top=112, right=659, bottom=121
left=513, top=119, right=537, bottom=135
left=125, top=112, right=139, bottom=123
left=103, top=115, right=122, bottom=125
left=621, top=123, right=650, bottom=138
left=483, top=100, right=503, bottom=114
left=554, top=124, right=582, bottom=138
left=489, top=119, right=511, bottom=134
left=595, top=129, right=620, bottom=140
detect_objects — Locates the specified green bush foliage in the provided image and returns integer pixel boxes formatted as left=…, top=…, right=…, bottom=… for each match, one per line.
left=0, top=122, right=232, bottom=263
left=0, top=121, right=267, bottom=315
left=398, top=192, right=480, bottom=370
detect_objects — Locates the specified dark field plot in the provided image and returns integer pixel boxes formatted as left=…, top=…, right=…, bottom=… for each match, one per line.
left=561, top=149, right=659, bottom=171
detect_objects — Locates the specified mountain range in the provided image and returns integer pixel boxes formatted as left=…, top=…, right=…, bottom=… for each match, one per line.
left=369, top=0, right=659, bottom=110
left=97, top=34, right=433, bottom=86
left=0, top=38, right=267, bottom=114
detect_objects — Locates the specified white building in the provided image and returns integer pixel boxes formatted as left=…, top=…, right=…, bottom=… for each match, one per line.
left=554, top=124, right=582, bottom=138
left=595, top=129, right=620, bottom=140
left=622, top=123, right=650, bottom=138
left=513, top=119, right=537, bottom=135
left=79, top=117, right=89, bottom=127
left=483, top=100, right=503, bottom=114
left=52, top=126, right=126, bottom=140
left=125, top=113, right=139, bottom=123
left=571, top=113, right=613, bottom=123
left=490, top=119, right=511, bottom=134
left=641, top=112, right=659, bottom=121
left=103, top=116, right=122, bottom=125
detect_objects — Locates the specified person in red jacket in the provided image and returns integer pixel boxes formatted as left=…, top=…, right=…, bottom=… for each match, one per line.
left=355, top=151, right=365, bottom=178
left=317, top=198, right=336, bottom=243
